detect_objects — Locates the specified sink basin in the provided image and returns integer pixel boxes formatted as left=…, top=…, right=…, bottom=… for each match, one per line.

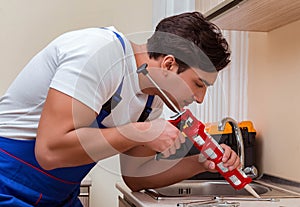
left=146, top=180, right=268, bottom=197
left=145, top=180, right=300, bottom=199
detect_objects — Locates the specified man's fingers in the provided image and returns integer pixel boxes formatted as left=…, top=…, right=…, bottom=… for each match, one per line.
left=161, top=149, right=170, bottom=158
left=174, top=137, right=181, bottom=149
left=220, top=144, right=231, bottom=162
left=179, top=134, right=186, bottom=143
left=198, top=153, right=206, bottom=163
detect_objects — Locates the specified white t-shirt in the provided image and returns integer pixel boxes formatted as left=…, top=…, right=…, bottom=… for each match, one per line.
left=0, top=27, right=163, bottom=140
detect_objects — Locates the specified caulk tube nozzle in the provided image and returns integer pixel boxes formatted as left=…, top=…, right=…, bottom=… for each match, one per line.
left=244, top=184, right=261, bottom=198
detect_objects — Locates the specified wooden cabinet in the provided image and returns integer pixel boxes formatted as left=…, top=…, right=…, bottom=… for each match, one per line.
left=79, top=176, right=92, bottom=207
left=118, top=196, right=133, bottom=207
left=197, top=0, right=300, bottom=31
left=79, top=185, right=91, bottom=207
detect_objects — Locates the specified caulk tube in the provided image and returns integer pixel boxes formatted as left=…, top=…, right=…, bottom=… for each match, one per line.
left=181, top=109, right=263, bottom=200
left=157, top=109, right=260, bottom=197
left=179, top=109, right=252, bottom=190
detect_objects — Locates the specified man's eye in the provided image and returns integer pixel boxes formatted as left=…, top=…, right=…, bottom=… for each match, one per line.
left=196, top=83, right=204, bottom=88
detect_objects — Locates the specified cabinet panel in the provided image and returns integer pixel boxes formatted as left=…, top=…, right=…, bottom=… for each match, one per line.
left=118, top=196, right=133, bottom=207
left=196, top=0, right=300, bottom=31
left=79, top=185, right=90, bottom=207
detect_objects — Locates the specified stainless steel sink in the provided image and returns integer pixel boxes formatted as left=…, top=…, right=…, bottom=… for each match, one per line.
left=144, top=180, right=300, bottom=200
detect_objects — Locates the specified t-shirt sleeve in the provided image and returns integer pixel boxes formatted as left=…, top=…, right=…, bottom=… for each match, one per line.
left=49, top=29, right=125, bottom=113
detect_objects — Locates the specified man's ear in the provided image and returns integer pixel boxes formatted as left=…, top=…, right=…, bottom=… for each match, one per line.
left=161, top=55, right=177, bottom=71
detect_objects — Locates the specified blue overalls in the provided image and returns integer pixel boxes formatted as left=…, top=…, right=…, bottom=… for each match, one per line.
left=0, top=29, right=154, bottom=207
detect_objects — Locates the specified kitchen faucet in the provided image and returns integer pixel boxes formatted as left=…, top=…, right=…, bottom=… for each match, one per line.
left=218, top=117, right=258, bottom=179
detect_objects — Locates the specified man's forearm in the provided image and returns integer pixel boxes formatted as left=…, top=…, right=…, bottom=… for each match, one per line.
left=121, top=154, right=207, bottom=192
left=36, top=126, right=139, bottom=170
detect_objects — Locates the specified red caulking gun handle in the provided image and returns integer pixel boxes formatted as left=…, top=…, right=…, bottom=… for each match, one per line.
left=180, top=109, right=252, bottom=190
left=155, top=115, right=183, bottom=161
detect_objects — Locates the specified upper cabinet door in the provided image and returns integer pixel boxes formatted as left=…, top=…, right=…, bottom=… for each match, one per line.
left=196, top=0, right=300, bottom=32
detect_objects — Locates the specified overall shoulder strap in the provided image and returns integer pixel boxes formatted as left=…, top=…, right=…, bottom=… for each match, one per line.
left=100, top=27, right=126, bottom=53
left=93, top=28, right=154, bottom=128
left=137, top=95, right=155, bottom=122
left=91, top=28, right=126, bottom=128
left=94, top=79, right=124, bottom=128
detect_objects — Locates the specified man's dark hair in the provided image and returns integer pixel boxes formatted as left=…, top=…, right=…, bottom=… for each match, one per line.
left=147, top=12, right=231, bottom=73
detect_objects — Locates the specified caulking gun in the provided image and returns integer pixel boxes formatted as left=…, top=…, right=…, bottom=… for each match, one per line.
left=137, top=63, right=260, bottom=198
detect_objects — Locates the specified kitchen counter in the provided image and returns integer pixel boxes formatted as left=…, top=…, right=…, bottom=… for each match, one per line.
left=116, top=180, right=300, bottom=207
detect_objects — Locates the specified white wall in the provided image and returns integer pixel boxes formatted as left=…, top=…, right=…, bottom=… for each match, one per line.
left=248, top=19, right=300, bottom=182
left=0, top=0, right=152, bottom=95
left=0, top=1, right=152, bottom=206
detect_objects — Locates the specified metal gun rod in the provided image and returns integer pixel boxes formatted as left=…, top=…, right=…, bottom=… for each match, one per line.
left=137, top=63, right=181, bottom=114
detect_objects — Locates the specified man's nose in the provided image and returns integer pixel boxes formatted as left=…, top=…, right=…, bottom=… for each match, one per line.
left=194, top=95, right=204, bottom=104
left=193, top=89, right=207, bottom=104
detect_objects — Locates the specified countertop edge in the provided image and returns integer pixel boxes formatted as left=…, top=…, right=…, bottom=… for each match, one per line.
left=116, top=178, right=300, bottom=207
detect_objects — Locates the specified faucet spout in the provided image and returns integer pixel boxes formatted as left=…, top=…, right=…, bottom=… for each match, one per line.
left=218, top=117, right=245, bottom=170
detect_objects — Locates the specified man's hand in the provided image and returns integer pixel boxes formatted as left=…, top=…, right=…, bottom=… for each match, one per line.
left=142, top=119, right=186, bottom=158
left=118, top=118, right=186, bottom=158
left=199, top=144, right=241, bottom=172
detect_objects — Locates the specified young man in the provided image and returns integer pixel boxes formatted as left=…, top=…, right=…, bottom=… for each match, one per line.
left=0, top=12, right=238, bottom=206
